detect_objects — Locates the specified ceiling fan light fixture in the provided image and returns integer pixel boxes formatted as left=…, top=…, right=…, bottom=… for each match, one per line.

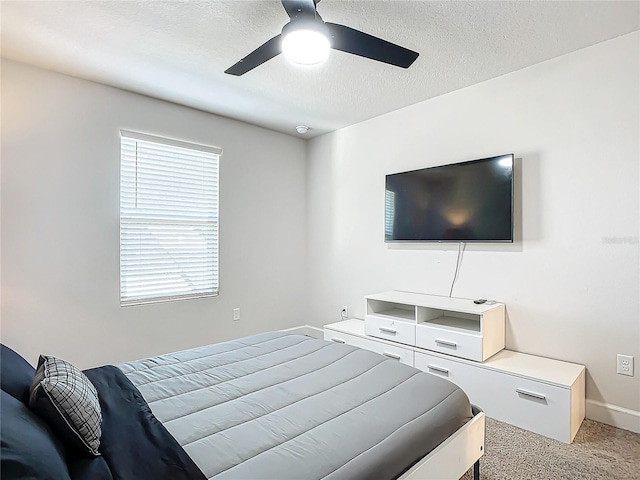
left=224, top=0, right=419, bottom=76
left=281, top=25, right=330, bottom=65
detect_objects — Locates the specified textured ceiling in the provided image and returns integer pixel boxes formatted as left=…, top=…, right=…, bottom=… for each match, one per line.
left=1, top=1, right=638, bottom=138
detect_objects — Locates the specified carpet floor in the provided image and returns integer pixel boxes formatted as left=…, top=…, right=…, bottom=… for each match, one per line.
left=459, top=417, right=640, bottom=480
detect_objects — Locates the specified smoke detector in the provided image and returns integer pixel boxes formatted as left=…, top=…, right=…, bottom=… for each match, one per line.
left=296, top=125, right=309, bottom=134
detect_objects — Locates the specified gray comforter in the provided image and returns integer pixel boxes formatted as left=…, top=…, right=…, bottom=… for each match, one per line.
left=118, top=331, right=472, bottom=480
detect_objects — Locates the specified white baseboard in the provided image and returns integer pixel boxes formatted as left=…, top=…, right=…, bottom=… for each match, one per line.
left=281, top=325, right=324, bottom=339
left=586, top=399, right=640, bottom=433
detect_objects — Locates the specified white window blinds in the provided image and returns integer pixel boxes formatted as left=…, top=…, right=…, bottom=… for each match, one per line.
left=120, top=130, right=221, bottom=306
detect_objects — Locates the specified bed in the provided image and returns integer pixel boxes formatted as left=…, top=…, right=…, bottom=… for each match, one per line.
left=1, top=331, right=484, bottom=480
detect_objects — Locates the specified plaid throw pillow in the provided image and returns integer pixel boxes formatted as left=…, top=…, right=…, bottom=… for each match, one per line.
left=29, top=355, right=102, bottom=456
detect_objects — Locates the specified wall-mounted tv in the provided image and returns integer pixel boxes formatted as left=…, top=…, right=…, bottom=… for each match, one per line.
left=385, top=154, right=514, bottom=243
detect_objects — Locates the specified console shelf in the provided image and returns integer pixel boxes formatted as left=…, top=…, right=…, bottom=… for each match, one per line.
left=365, top=291, right=505, bottom=362
left=372, top=307, right=415, bottom=323
left=420, top=316, right=481, bottom=334
left=327, top=290, right=584, bottom=443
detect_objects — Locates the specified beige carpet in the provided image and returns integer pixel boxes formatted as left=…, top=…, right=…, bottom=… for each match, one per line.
left=459, top=417, right=640, bottom=480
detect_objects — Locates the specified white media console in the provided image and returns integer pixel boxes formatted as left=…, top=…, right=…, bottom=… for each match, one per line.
left=324, top=291, right=586, bottom=443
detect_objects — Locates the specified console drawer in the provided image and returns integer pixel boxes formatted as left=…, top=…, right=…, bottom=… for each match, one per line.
left=415, top=351, right=575, bottom=442
left=324, top=329, right=414, bottom=366
left=415, top=324, right=482, bottom=361
left=364, top=315, right=415, bottom=346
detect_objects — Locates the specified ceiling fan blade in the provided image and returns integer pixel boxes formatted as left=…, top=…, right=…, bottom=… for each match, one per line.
left=325, top=23, right=419, bottom=68
left=281, top=0, right=317, bottom=20
left=224, top=35, right=282, bottom=76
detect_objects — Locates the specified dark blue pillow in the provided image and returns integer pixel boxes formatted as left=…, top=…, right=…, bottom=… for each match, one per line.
left=0, top=390, right=71, bottom=480
left=0, top=344, right=35, bottom=405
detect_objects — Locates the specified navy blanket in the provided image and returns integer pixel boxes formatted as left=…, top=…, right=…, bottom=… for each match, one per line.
left=77, top=365, right=206, bottom=480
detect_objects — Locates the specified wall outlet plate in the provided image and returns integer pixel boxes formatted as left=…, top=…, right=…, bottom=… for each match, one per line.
left=233, top=308, right=241, bottom=321
left=617, top=354, right=634, bottom=376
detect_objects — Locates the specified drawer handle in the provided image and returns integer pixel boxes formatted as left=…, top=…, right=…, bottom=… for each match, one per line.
left=427, top=364, right=449, bottom=375
left=330, top=337, right=346, bottom=344
left=383, top=352, right=401, bottom=360
left=516, top=388, right=546, bottom=400
left=435, top=339, right=457, bottom=348
left=379, top=327, right=398, bottom=335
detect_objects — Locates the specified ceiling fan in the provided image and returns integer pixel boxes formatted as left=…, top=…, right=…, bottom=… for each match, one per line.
left=225, top=0, right=419, bottom=76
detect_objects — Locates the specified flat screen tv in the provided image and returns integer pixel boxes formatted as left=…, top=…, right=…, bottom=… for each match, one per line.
left=385, top=154, right=514, bottom=242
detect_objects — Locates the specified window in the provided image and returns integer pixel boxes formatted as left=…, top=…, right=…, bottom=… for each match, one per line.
left=385, top=189, right=395, bottom=239
left=120, top=130, right=221, bottom=306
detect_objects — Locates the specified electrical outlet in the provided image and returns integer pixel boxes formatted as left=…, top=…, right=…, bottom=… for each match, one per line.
left=341, top=306, right=348, bottom=319
left=617, top=354, right=634, bottom=376
left=233, top=308, right=241, bottom=321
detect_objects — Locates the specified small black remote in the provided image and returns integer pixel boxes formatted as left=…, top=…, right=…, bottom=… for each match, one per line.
left=473, top=299, right=487, bottom=304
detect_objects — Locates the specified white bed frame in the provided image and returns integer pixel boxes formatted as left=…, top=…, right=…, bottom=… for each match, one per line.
left=399, top=410, right=485, bottom=480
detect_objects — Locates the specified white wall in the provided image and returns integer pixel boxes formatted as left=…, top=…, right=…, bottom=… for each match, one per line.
left=1, top=60, right=307, bottom=368
left=307, top=33, right=639, bottom=422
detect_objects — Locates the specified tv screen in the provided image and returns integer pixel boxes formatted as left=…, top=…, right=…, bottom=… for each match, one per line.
left=385, top=154, right=514, bottom=242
